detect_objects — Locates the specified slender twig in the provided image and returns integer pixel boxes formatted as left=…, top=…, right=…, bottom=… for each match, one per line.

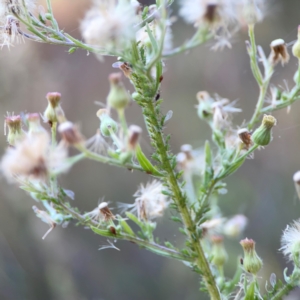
left=58, top=201, right=193, bottom=263
left=247, top=25, right=273, bottom=129
left=162, top=27, right=212, bottom=57
left=75, top=144, right=145, bottom=173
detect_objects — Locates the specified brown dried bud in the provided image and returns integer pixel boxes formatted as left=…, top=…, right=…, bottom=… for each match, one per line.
left=128, top=125, right=142, bottom=150
left=99, top=202, right=115, bottom=222
left=204, top=4, right=219, bottom=24
left=269, top=39, right=290, bottom=66
left=238, top=128, right=253, bottom=150
left=58, top=121, right=84, bottom=145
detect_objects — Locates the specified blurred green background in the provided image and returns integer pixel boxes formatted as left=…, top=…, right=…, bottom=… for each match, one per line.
left=1, top=0, right=300, bottom=299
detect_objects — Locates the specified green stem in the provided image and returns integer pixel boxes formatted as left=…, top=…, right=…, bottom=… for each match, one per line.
left=117, top=109, right=128, bottom=135
left=58, top=201, right=193, bottom=263
left=75, top=144, right=145, bottom=172
left=248, top=84, right=269, bottom=129
left=46, top=0, right=60, bottom=31
left=247, top=25, right=273, bottom=130
left=144, top=100, right=221, bottom=300
left=50, top=122, right=58, bottom=197
left=162, top=27, right=212, bottom=57
left=248, top=24, right=263, bottom=86
left=271, top=283, right=294, bottom=300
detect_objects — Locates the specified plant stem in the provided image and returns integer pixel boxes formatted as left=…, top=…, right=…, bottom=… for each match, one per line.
left=248, top=24, right=263, bottom=86
left=46, top=0, right=60, bottom=31
left=271, top=283, right=294, bottom=300
left=144, top=99, right=221, bottom=300
left=247, top=25, right=273, bottom=130
left=50, top=122, right=58, bottom=197
left=75, top=144, right=145, bottom=172
left=162, top=27, right=212, bottom=57
left=58, top=201, right=193, bottom=263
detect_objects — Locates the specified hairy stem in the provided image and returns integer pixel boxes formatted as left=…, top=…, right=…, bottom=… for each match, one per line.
left=143, top=98, right=221, bottom=300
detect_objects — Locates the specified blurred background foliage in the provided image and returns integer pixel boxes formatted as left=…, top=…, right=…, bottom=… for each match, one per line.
left=1, top=0, right=300, bottom=299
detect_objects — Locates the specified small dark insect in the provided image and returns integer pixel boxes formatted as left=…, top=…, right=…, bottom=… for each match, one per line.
left=109, top=226, right=117, bottom=235
left=240, top=258, right=244, bottom=265
left=155, top=92, right=160, bottom=101
left=159, top=75, right=163, bottom=83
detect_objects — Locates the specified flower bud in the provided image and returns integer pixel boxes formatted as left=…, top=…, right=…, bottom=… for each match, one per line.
left=5, top=114, right=25, bottom=146
left=211, top=235, right=228, bottom=268
left=43, top=92, right=64, bottom=124
left=58, top=121, right=84, bottom=145
left=107, top=73, right=130, bottom=111
left=240, top=238, right=263, bottom=275
left=26, top=113, right=47, bottom=136
left=292, top=26, right=300, bottom=59
left=128, top=125, right=142, bottom=150
left=96, top=109, right=118, bottom=137
left=293, top=171, right=300, bottom=200
left=269, top=39, right=290, bottom=66
left=251, top=114, right=276, bottom=146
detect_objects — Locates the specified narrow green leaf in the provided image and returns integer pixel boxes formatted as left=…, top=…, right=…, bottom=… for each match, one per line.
left=118, top=218, right=135, bottom=236
left=91, top=226, right=116, bottom=237
left=136, top=144, right=163, bottom=176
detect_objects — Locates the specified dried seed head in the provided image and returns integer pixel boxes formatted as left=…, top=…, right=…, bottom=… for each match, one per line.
left=237, top=0, right=265, bottom=26
left=99, top=202, right=115, bottom=222
left=269, top=39, right=290, bottom=66
left=58, top=121, right=84, bottom=146
left=80, top=1, right=138, bottom=50
left=240, top=238, right=263, bottom=275
left=84, top=201, right=115, bottom=223
left=238, top=128, right=253, bottom=150
left=280, top=219, right=300, bottom=267
left=1, top=132, right=69, bottom=182
left=121, top=180, right=169, bottom=221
